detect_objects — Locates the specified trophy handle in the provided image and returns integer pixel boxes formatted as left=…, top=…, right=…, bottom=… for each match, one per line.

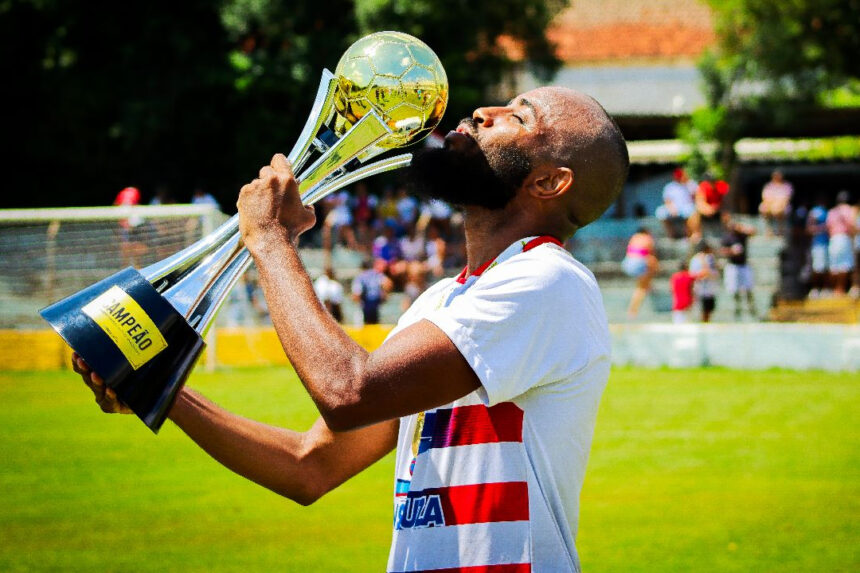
left=161, top=152, right=413, bottom=337
left=287, top=70, right=338, bottom=173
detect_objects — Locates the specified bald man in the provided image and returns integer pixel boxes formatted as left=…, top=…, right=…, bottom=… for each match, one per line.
left=75, top=87, right=629, bottom=572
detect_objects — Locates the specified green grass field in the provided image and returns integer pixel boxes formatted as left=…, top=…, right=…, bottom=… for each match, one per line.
left=1, top=367, right=857, bottom=572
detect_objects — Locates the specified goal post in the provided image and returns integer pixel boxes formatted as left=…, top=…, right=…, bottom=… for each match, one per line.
left=0, top=204, right=226, bottom=333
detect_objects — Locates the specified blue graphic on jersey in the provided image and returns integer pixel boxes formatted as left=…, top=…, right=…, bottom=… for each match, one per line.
left=416, top=410, right=438, bottom=456
left=394, top=492, right=446, bottom=530
left=395, top=479, right=411, bottom=496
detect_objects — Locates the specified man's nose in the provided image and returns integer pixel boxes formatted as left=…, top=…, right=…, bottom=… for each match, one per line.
left=473, top=106, right=506, bottom=127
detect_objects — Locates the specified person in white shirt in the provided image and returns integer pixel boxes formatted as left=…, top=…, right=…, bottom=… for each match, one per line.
left=74, top=86, right=629, bottom=573
left=313, top=267, right=344, bottom=323
left=655, top=167, right=697, bottom=238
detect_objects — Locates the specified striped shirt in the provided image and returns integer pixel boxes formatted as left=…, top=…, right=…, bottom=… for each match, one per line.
left=386, top=239, right=611, bottom=572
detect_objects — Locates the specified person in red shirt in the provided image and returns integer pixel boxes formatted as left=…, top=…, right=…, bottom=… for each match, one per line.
left=112, top=186, right=147, bottom=266
left=691, top=175, right=729, bottom=239
left=670, top=260, right=696, bottom=324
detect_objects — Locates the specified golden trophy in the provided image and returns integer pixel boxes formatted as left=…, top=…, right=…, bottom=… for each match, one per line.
left=40, top=31, right=448, bottom=431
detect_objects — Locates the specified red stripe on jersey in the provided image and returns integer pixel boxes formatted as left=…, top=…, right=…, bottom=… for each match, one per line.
left=391, top=564, right=531, bottom=573
left=440, top=481, right=529, bottom=525
left=522, top=235, right=562, bottom=251
left=429, top=402, right=523, bottom=450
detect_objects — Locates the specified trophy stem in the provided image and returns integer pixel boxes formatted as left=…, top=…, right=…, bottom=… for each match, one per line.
left=186, top=249, right=253, bottom=337
left=141, top=215, right=240, bottom=292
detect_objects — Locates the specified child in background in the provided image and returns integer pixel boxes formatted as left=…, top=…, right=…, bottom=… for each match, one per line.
left=689, top=241, right=720, bottom=322
left=670, top=261, right=696, bottom=324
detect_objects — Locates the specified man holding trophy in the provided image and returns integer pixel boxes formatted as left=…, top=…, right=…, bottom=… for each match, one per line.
left=67, top=33, right=628, bottom=573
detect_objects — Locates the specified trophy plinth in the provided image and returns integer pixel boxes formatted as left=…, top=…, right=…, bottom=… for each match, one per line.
left=41, top=268, right=204, bottom=431
left=40, top=31, right=448, bottom=433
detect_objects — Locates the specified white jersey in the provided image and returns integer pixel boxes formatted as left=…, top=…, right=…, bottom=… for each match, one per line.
left=385, top=238, right=611, bottom=573
left=313, top=275, right=344, bottom=305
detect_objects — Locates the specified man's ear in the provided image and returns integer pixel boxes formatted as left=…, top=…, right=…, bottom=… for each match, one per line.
left=527, top=166, right=574, bottom=199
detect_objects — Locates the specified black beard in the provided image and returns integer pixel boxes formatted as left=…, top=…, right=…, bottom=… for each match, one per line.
left=406, top=132, right=532, bottom=210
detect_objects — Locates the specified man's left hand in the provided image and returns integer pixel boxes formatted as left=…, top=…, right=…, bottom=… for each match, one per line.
left=237, top=153, right=316, bottom=249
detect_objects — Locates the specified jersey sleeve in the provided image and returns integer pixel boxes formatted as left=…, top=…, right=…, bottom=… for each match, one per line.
left=424, top=254, right=599, bottom=406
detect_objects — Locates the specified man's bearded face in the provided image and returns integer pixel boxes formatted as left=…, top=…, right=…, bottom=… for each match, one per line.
left=406, top=118, right=532, bottom=210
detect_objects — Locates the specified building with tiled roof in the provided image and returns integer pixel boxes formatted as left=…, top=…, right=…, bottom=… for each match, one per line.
left=548, top=0, right=714, bottom=64
left=509, top=0, right=715, bottom=117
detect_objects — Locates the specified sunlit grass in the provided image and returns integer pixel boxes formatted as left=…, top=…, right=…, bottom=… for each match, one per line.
left=1, top=367, right=856, bottom=571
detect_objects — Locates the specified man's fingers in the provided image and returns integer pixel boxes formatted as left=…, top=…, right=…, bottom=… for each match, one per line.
left=271, top=153, right=292, bottom=175
left=71, top=353, right=131, bottom=415
left=258, top=165, right=274, bottom=180
left=72, top=353, right=90, bottom=375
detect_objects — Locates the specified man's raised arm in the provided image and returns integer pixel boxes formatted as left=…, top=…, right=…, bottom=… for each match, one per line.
left=237, top=153, right=482, bottom=433
left=72, top=355, right=397, bottom=505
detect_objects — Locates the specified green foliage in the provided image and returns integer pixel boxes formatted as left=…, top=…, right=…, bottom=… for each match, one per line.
left=679, top=0, right=860, bottom=177
left=1, top=0, right=239, bottom=207
left=354, top=0, right=565, bottom=127
left=216, top=0, right=357, bottom=190
left=1, top=0, right=564, bottom=207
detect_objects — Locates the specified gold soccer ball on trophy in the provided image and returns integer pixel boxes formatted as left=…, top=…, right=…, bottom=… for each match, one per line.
left=334, top=31, right=448, bottom=148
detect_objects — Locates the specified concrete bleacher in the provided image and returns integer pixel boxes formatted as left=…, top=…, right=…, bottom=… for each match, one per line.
left=570, top=215, right=782, bottom=323
left=288, top=215, right=785, bottom=327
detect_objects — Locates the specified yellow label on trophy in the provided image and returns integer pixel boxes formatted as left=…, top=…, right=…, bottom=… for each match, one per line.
left=82, top=286, right=168, bottom=369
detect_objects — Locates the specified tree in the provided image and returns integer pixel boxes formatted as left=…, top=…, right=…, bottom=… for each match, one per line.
left=218, top=0, right=358, bottom=192
left=1, top=0, right=238, bottom=207
left=355, top=0, right=566, bottom=129
left=679, top=0, right=860, bottom=180
left=1, top=0, right=565, bottom=207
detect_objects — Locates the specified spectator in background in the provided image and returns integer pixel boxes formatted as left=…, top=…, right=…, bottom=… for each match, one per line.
left=396, top=187, right=419, bottom=228
left=314, top=266, right=344, bottom=323
left=853, top=199, right=860, bottom=299
left=621, top=227, right=659, bottom=319
left=399, top=222, right=425, bottom=264
left=806, top=195, right=831, bottom=299
left=692, top=174, right=729, bottom=238
left=191, top=187, right=220, bottom=210
left=351, top=258, right=391, bottom=325
left=373, top=223, right=406, bottom=287
left=670, top=260, right=696, bottom=324
left=720, top=212, right=757, bottom=320
left=113, top=186, right=147, bottom=266
left=377, top=187, right=399, bottom=229
left=322, top=189, right=358, bottom=252
left=149, top=186, right=175, bottom=205
left=758, top=170, right=793, bottom=236
left=420, top=198, right=453, bottom=237
left=401, top=260, right=427, bottom=313
left=351, top=182, right=377, bottom=248
left=826, top=190, right=857, bottom=296
left=655, top=168, right=697, bottom=239
left=424, top=222, right=447, bottom=278
left=689, top=241, right=719, bottom=323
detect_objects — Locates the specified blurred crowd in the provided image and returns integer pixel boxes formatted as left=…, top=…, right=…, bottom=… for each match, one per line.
left=112, top=165, right=858, bottom=326
left=626, top=167, right=859, bottom=323
left=309, top=182, right=466, bottom=325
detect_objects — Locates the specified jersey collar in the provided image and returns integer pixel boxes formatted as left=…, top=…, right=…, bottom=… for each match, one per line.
left=454, top=235, right=563, bottom=285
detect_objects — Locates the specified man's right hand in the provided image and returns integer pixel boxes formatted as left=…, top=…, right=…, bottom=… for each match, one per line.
left=71, top=353, right=132, bottom=414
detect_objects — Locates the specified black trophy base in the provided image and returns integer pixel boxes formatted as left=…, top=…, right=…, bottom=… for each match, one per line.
left=40, top=267, right=205, bottom=433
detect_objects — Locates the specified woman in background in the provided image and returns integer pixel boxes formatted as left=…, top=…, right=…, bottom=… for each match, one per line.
left=622, top=227, right=659, bottom=318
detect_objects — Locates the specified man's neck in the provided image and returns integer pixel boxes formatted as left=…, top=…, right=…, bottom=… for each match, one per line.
left=462, top=204, right=542, bottom=272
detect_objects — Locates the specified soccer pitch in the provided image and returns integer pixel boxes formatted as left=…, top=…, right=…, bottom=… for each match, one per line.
left=1, top=367, right=856, bottom=572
